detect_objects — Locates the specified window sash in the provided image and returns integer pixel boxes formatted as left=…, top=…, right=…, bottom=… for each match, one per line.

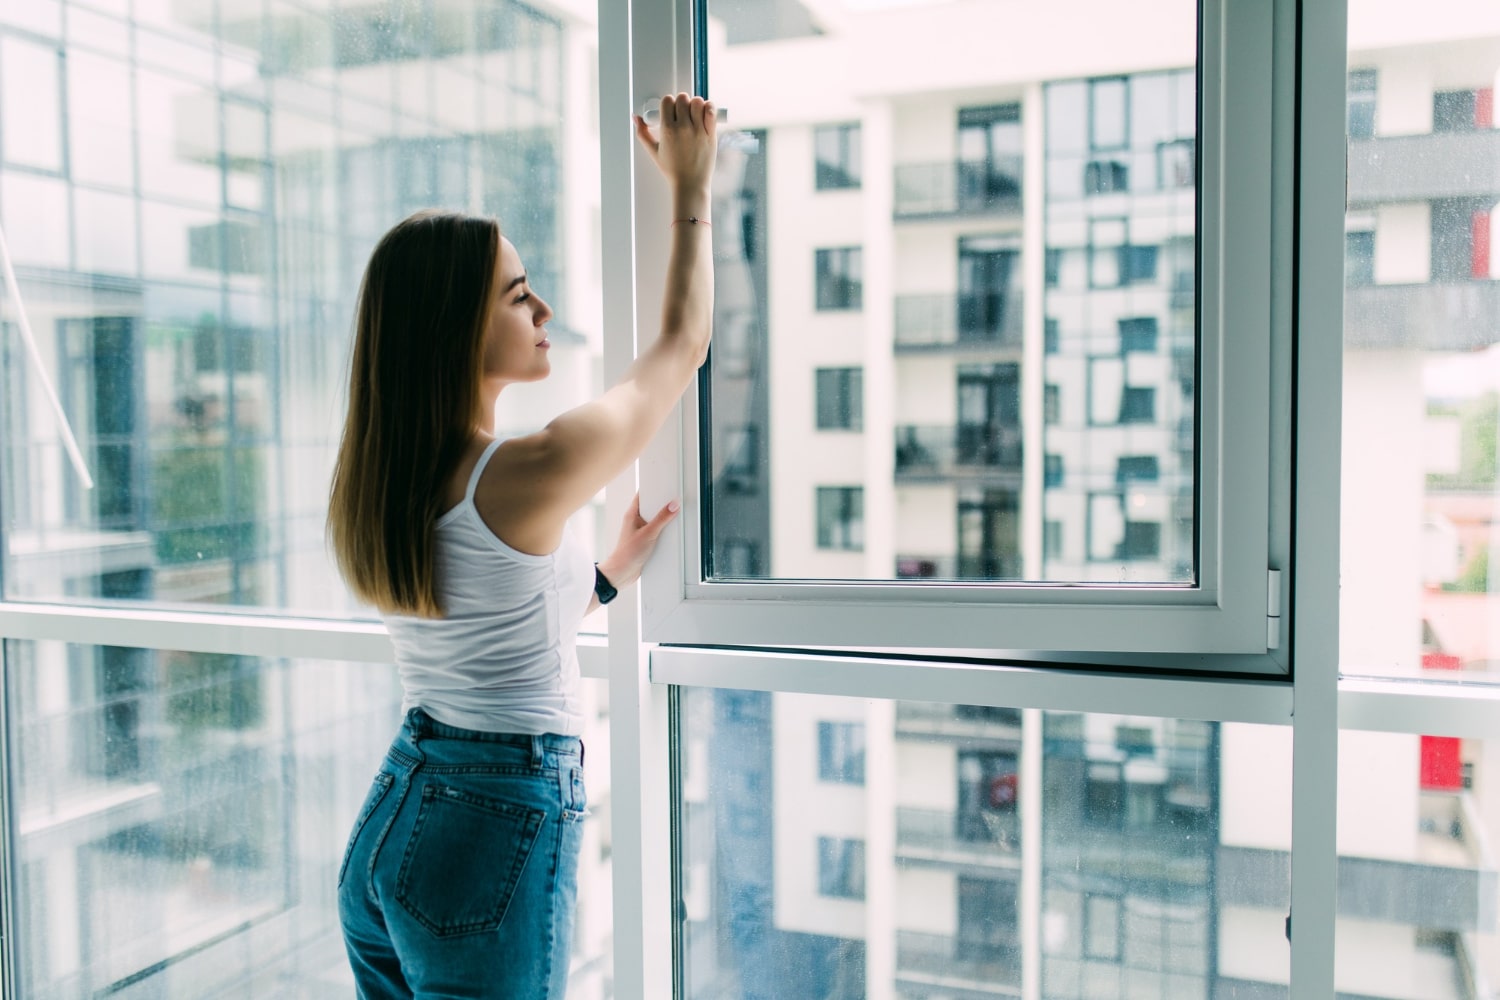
left=636, top=0, right=1282, bottom=660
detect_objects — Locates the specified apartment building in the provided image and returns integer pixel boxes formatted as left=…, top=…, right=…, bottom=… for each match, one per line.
left=686, top=4, right=1500, bottom=999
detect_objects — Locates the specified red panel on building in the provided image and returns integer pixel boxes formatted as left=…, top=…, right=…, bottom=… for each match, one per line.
left=1421, top=735, right=1463, bottom=790
left=1423, top=651, right=1462, bottom=671
left=1475, top=211, right=1493, bottom=279
left=1478, top=87, right=1494, bottom=129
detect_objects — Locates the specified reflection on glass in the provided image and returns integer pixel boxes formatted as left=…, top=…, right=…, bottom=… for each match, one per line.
left=1340, top=7, right=1500, bottom=680
left=703, top=1, right=1198, bottom=583
left=7, top=642, right=613, bottom=998
left=677, top=687, right=1289, bottom=999
left=0, top=0, right=605, bottom=613
left=1336, top=730, right=1500, bottom=997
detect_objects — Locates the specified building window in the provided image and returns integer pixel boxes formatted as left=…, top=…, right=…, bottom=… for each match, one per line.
left=1347, top=68, right=1377, bottom=139
left=957, top=876, right=1020, bottom=963
left=1089, top=76, right=1129, bottom=151
left=1157, top=138, right=1195, bottom=189
left=1119, top=244, right=1159, bottom=284
left=718, top=426, right=759, bottom=495
left=719, top=538, right=761, bottom=577
left=1043, top=520, right=1064, bottom=560
left=1045, top=318, right=1061, bottom=354
left=1119, top=316, right=1159, bottom=353
left=1119, top=386, right=1156, bottom=424
left=1044, top=454, right=1064, bottom=488
left=1084, top=894, right=1123, bottom=960
left=1116, top=455, right=1160, bottom=484
left=818, top=721, right=865, bottom=784
left=1433, top=88, right=1494, bottom=133
left=817, top=837, right=865, bottom=899
left=1045, top=248, right=1062, bottom=287
left=1119, top=520, right=1162, bottom=560
left=814, top=123, right=861, bottom=189
left=1345, top=230, right=1375, bottom=287
left=816, top=487, right=864, bottom=550
left=1044, top=384, right=1060, bottom=425
left=815, top=368, right=863, bottom=430
left=815, top=247, right=863, bottom=310
left=1085, top=159, right=1129, bottom=195
left=957, top=750, right=1019, bottom=843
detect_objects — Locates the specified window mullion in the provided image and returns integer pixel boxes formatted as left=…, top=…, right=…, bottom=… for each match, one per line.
left=1288, top=0, right=1348, bottom=990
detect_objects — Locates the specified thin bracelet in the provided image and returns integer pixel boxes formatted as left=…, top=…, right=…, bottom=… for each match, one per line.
left=672, top=216, right=711, bottom=228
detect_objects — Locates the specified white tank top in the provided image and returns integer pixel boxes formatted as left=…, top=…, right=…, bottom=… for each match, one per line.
left=382, top=438, right=594, bottom=735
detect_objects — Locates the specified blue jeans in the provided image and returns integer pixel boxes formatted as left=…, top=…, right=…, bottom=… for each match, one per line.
left=338, top=708, right=586, bottom=999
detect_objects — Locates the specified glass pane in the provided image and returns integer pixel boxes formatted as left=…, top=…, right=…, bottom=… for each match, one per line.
left=677, top=687, right=1290, bottom=998
left=703, top=2, right=1198, bottom=584
left=1336, top=729, right=1500, bottom=996
left=1340, top=8, right=1500, bottom=680
left=0, top=1, right=607, bottom=614
left=6, top=641, right=612, bottom=998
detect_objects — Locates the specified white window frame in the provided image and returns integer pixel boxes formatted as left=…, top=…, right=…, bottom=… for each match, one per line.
left=633, top=0, right=1286, bottom=661
left=0, top=4, right=1489, bottom=1000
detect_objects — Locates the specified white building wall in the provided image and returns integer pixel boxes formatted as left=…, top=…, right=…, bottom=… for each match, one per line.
left=772, top=694, right=867, bottom=940
left=1374, top=204, right=1432, bottom=286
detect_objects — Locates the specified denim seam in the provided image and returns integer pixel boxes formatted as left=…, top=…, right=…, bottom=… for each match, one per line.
left=364, top=771, right=413, bottom=907
left=337, top=772, right=394, bottom=890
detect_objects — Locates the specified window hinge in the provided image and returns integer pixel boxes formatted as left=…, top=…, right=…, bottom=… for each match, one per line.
left=1267, top=568, right=1283, bottom=651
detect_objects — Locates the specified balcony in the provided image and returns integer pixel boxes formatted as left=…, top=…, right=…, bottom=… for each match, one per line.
left=895, top=425, right=1023, bottom=483
left=896, top=807, right=1021, bottom=872
left=1346, top=280, right=1500, bottom=351
left=1221, top=790, right=1498, bottom=932
left=895, top=931, right=1022, bottom=998
left=1349, top=129, right=1500, bottom=204
left=894, top=293, right=1023, bottom=353
left=896, top=702, right=1023, bottom=739
left=894, top=158, right=1023, bottom=219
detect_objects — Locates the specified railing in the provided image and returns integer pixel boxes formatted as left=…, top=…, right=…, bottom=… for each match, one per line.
left=894, top=158, right=1024, bottom=218
left=896, top=806, right=1021, bottom=862
left=894, top=292, right=1024, bottom=350
left=896, top=701, right=1024, bottom=733
left=895, top=424, right=1023, bottom=481
left=1345, top=280, right=1500, bottom=351
left=896, top=930, right=1022, bottom=995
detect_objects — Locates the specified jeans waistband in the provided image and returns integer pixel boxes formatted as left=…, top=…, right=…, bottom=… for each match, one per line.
left=399, top=707, right=583, bottom=764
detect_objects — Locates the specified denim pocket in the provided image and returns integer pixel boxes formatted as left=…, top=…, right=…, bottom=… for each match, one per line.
left=395, top=783, right=546, bottom=937
left=337, top=772, right=394, bottom=889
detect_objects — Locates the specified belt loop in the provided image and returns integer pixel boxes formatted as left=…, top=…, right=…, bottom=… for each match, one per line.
left=530, top=734, right=544, bottom=768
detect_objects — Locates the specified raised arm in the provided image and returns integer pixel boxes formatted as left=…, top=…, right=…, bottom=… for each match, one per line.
left=482, top=93, right=717, bottom=553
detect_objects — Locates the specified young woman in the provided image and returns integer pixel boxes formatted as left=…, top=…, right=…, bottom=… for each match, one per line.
left=328, top=94, right=717, bottom=999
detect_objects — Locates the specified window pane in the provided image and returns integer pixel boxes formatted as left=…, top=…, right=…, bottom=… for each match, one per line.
left=1, top=1, right=607, bottom=613
left=1336, top=729, right=1500, bottom=996
left=703, top=2, right=1198, bottom=584
left=1, top=37, right=63, bottom=171
left=1341, top=6, right=1500, bottom=680
left=7, top=641, right=612, bottom=998
left=677, top=687, right=1290, bottom=999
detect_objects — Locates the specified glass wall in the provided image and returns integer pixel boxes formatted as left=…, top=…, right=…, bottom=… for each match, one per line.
left=0, top=0, right=607, bottom=615
left=677, top=687, right=1290, bottom=999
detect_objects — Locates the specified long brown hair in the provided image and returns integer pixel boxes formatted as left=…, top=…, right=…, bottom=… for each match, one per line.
left=328, top=211, right=500, bottom=617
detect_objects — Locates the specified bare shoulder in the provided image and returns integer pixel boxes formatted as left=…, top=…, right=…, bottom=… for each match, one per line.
left=471, top=432, right=569, bottom=556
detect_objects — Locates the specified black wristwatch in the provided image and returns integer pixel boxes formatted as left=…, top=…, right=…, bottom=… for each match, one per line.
left=593, top=564, right=619, bottom=605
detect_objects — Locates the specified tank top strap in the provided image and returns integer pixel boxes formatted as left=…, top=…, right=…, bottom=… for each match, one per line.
left=465, top=438, right=504, bottom=504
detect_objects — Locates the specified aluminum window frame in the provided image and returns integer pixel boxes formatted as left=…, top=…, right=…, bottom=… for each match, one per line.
left=635, top=0, right=1285, bottom=662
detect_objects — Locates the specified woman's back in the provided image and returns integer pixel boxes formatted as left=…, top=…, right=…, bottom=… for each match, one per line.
left=383, top=438, right=593, bottom=735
